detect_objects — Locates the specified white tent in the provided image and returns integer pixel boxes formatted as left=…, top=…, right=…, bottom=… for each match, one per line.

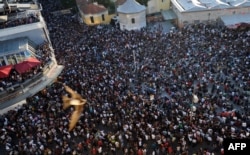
left=117, top=0, right=146, bottom=31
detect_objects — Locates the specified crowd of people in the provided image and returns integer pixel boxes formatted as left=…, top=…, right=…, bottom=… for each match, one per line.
left=0, top=13, right=40, bottom=29
left=0, top=0, right=249, bottom=154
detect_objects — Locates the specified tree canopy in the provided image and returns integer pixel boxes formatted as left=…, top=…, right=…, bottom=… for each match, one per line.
left=92, top=0, right=116, bottom=14
left=136, top=0, right=149, bottom=6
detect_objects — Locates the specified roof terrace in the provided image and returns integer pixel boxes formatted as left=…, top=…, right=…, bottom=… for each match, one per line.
left=172, top=0, right=250, bottom=12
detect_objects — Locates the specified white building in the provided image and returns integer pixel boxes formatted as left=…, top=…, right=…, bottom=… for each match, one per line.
left=117, top=0, right=146, bottom=31
left=171, top=0, right=250, bottom=28
left=0, top=1, right=50, bottom=45
left=0, top=0, right=63, bottom=105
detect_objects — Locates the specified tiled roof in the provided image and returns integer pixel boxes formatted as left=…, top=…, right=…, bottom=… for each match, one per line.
left=76, top=0, right=107, bottom=14
left=81, top=3, right=107, bottom=14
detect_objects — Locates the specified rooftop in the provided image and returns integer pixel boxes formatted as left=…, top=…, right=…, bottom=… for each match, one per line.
left=0, top=0, right=40, bottom=12
left=117, top=0, right=146, bottom=14
left=76, top=0, right=107, bottom=15
left=81, top=3, right=107, bottom=14
left=171, top=0, right=250, bottom=12
left=0, top=0, right=41, bottom=28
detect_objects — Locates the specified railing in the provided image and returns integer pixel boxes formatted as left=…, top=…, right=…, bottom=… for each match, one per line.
left=0, top=89, right=23, bottom=104
left=0, top=15, right=40, bottom=29
left=0, top=21, right=46, bottom=44
left=0, top=60, right=54, bottom=104
left=28, top=39, right=38, bottom=49
left=0, top=72, right=43, bottom=101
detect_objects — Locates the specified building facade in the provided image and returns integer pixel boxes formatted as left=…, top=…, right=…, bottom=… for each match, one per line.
left=171, top=0, right=250, bottom=28
left=147, top=0, right=171, bottom=14
left=0, top=1, right=54, bottom=65
left=0, top=0, right=63, bottom=105
left=117, top=0, right=146, bottom=30
left=76, top=0, right=113, bottom=25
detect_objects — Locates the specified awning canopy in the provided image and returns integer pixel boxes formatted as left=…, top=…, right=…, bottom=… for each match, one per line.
left=0, top=65, right=13, bottom=78
left=220, top=13, right=250, bottom=28
left=14, top=57, right=41, bottom=74
left=161, top=10, right=177, bottom=20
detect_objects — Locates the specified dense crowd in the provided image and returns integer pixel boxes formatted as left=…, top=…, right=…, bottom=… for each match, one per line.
left=0, top=0, right=250, bottom=154
left=0, top=14, right=40, bottom=29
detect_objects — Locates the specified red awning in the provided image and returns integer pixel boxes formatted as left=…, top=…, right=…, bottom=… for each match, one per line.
left=14, top=57, right=41, bottom=74
left=24, top=57, right=41, bottom=68
left=0, top=65, right=13, bottom=78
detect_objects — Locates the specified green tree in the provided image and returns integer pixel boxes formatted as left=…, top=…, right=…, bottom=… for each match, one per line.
left=92, top=0, right=116, bottom=14
left=136, top=0, right=149, bottom=6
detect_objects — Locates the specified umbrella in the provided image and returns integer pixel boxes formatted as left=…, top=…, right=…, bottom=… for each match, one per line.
left=14, top=57, right=41, bottom=74
left=0, top=65, right=13, bottom=78
left=24, top=57, right=41, bottom=68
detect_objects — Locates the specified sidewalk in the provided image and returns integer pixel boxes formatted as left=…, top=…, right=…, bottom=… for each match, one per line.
left=0, top=64, right=64, bottom=114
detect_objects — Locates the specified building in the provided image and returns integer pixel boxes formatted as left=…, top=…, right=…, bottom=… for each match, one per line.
left=76, top=0, right=112, bottom=25
left=147, top=0, right=171, bottom=14
left=0, top=0, right=54, bottom=66
left=0, top=0, right=63, bottom=105
left=117, top=0, right=147, bottom=30
left=74, top=0, right=250, bottom=29
left=171, top=0, right=250, bottom=28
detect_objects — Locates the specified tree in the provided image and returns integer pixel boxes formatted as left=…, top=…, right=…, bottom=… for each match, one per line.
left=136, top=0, right=149, bottom=6
left=92, top=0, right=116, bottom=14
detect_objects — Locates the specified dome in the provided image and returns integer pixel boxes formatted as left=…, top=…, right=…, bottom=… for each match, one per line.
left=117, top=0, right=146, bottom=14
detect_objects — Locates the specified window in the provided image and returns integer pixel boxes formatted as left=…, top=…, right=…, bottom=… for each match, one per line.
left=131, top=18, right=135, bottom=24
left=102, top=14, right=105, bottom=21
left=90, top=16, right=94, bottom=23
